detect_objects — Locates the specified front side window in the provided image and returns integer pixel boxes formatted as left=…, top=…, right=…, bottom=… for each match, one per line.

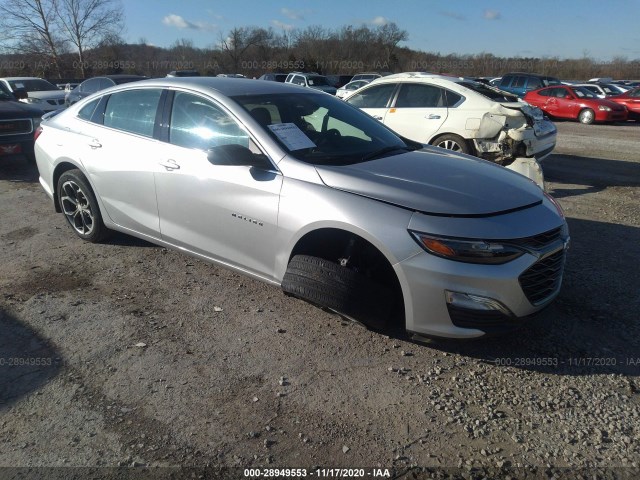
left=513, top=76, right=526, bottom=88
left=103, top=89, right=162, bottom=137
left=169, top=91, right=249, bottom=150
left=394, top=84, right=444, bottom=108
left=346, top=83, right=396, bottom=109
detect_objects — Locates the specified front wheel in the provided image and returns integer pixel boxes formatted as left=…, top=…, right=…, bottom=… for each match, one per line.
left=432, top=134, right=472, bottom=155
left=282, top=255, right=395, bottom=330
left=578, top=108, right=595, bottom=125
left=57, top=169, right=109, bottom=242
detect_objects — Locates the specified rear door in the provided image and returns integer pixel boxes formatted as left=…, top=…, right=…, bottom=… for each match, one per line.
left=78, top=88, right=164, bottom=237
left=382, top=83, right=448, bottom=143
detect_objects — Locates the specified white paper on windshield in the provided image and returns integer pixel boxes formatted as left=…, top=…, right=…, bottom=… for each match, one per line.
left=268, top=123, right=316, bottom=151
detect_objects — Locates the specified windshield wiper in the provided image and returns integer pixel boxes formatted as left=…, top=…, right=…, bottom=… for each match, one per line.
left=361, top=145, right=412, bottom=162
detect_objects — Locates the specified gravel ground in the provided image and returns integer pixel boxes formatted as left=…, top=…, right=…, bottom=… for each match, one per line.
left=1, top=121, right=639, bottom=479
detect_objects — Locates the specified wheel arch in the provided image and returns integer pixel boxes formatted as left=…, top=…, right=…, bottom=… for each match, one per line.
left=284, top=224, right=406, bottom=326
left=52, top=161, right=83, bottom=213
left=429, top=132, right=475, bottom=155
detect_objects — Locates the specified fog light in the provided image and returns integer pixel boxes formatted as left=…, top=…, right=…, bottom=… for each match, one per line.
left=445, top=290, right=512, bottom=315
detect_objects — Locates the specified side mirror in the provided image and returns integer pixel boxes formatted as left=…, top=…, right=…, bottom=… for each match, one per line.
left=13, top=88, right=28, bottom=100
left=207, top=143, right=272, bottom=169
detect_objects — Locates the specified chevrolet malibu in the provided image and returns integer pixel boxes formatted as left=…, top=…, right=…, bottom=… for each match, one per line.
left=34, top=78, right=569, bottom=339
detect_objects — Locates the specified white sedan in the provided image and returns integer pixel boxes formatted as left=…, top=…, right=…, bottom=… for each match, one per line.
left=344, top=73, right=558, bottom=188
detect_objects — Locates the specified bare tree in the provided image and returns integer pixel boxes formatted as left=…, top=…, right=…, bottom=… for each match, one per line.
left=55, top=0, right=124, bottom=77
left=0, top=0, right=66, bottom=77
left=220, top=27, right=272, bottom=73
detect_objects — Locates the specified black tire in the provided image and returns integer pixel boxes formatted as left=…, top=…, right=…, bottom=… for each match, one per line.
left=57, top=169, right=109, bottom=242
left=578, top=108, right=595, bottom=125
left=432, top=134, right=472, bottom=155
left=282, top=254, right=395, bottom=330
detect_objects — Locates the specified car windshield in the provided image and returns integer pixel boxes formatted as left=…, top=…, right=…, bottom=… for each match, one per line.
left=307, top=76, right=331, bottom=87
left=0, top=82, right=14, bottom=100
left=570, top=87, right=599, bottom=99
left=232, top=92, right=415, bottom=165
left=8, top=78, right=59, bottom=92
left=458, top=81, right=519, bottom=102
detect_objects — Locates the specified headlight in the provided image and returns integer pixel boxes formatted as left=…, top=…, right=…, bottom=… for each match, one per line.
left=25, top=97, right=43, bottom=104
left=597, top=105, right=611, bottom=111
left=32, top=117, right=42, bottom=129
left=409, top=232, right=525, bottom=264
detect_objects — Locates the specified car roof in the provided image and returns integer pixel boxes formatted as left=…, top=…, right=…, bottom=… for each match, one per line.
left=1, top=77, right=53, bottom=81
left=96, top=74, right=147, bottom=80
left=111, top=76, right=317, bottom=96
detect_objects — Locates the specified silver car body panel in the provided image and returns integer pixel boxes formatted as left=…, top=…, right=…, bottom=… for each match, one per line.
left=35, top=77, right=568, bottom=339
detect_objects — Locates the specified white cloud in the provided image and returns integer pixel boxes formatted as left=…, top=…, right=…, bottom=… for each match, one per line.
left=272, top=20, right=295, bottom=31
left=370, top=16, right=389, bottom=26
left=281, top=7, right=304, bottom=20
left=162, top=14, right=216, bottom=31
left=483, top=9, right=501, bottom=20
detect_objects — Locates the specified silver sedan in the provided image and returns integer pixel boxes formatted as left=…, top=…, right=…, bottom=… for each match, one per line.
left=34, top=78, right=569, bottom=339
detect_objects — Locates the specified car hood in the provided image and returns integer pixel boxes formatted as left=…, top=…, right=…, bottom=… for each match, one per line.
left=0, top=99, right=44, bottom=117
left=315, top=148, right=543, bottom=216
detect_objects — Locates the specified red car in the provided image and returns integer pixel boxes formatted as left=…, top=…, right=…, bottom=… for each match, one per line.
left=524, top=85, right=627, bottom=124
left=607, top=87, right=640, bottom=121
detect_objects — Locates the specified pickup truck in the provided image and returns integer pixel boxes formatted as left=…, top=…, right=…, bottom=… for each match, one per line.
left=0, top=82, right=44, bottom=163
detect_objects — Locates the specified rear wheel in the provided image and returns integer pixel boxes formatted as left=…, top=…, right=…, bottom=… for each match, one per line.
left=578, top=108, right=595, bottom=125
left=57, top=169, right=109, bottom=242
left=432, top=134, right=471, bottom=155
left=282, top=254, right=395, bottom=330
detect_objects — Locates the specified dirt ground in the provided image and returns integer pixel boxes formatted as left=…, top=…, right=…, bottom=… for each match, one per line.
left=1, top=121, right=639, bottom=479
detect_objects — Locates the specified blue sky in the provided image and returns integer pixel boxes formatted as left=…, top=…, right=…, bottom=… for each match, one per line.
left=123, top=0, right=640, bottom=60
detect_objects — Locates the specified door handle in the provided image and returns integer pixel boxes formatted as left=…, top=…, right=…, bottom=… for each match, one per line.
left=373, top=115, right=383, bottom=120
left=89, top=139, right=102, bottom=149
left=426, top=114, right=441, bottom=119
left=159, top=159, right=180, bottom=171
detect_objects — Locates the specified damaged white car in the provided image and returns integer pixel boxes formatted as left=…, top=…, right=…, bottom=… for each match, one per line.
left=344, top=73, right=556, bottom=188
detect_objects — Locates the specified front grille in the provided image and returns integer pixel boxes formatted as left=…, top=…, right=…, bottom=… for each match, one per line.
left=46, top=99, right=65, bottom=105
left=0, top=118, right=32, bottom=136
left=519, top=249, right=565, bottom=305
left=509, top=227, right=563, bottom=250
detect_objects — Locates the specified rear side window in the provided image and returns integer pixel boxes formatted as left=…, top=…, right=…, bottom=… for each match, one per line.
left=77, top=98, right=100, bottom=121
left=104, top=89, right=162, bottom=137
left=537, top=89, right=554, bottom=97
left=346, top=84, right=396, bottom=109
left=169, top=91, right=249, bottom=150
left=395, top=84, right=444, bottom=108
